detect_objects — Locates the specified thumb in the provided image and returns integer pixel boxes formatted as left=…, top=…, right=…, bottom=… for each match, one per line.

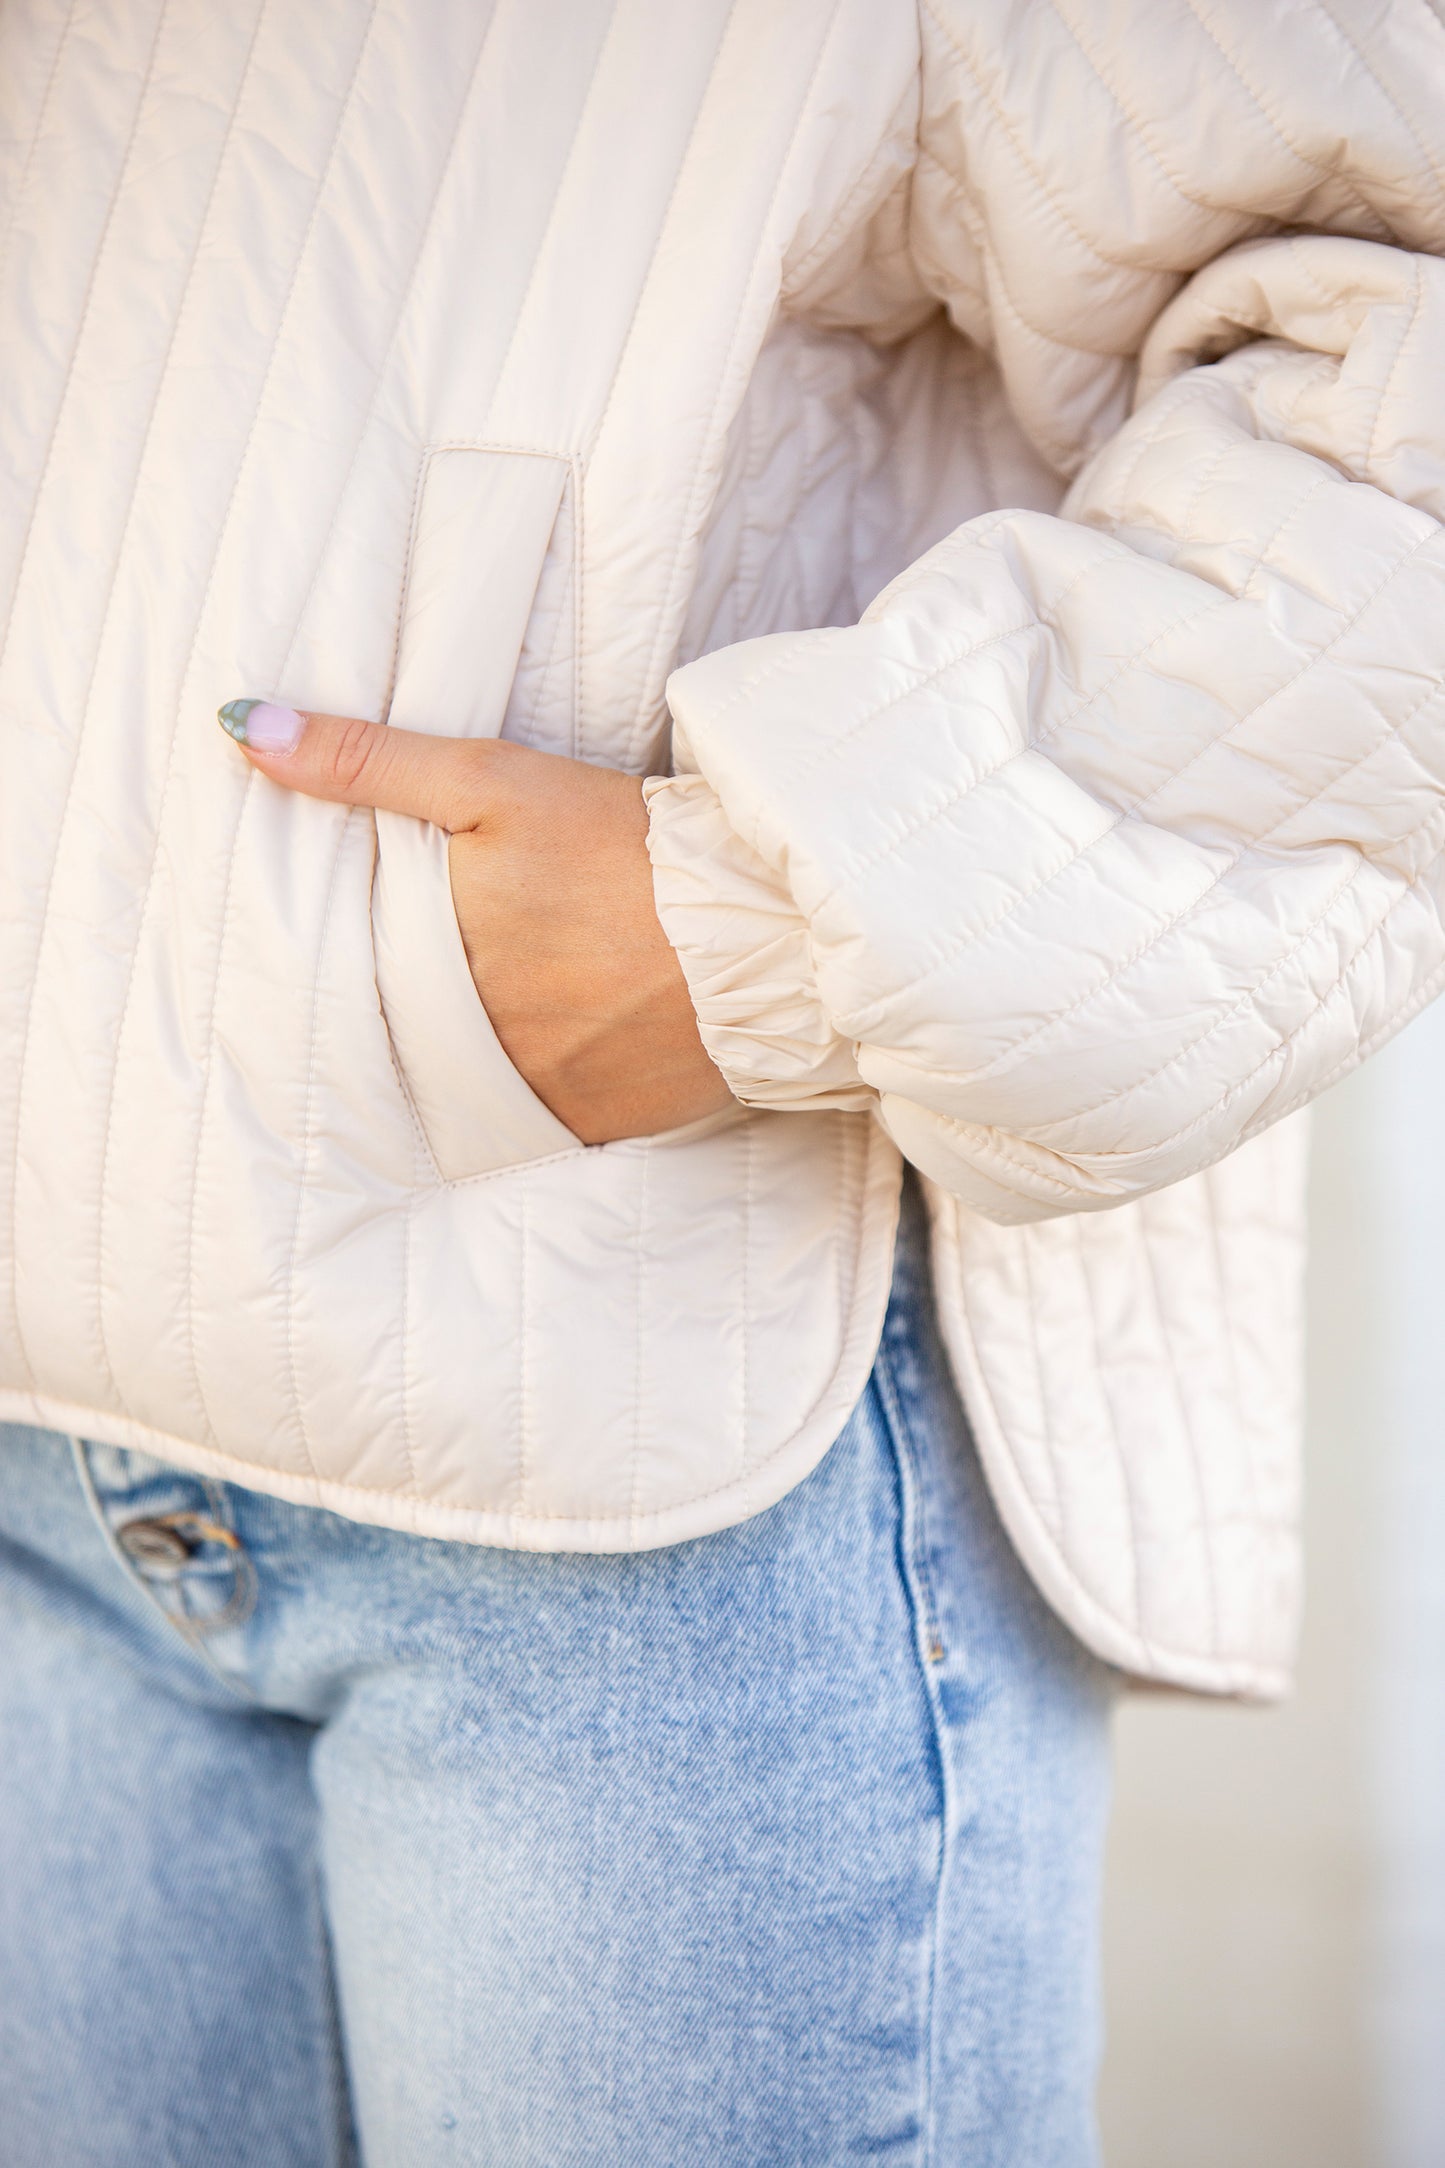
left=217, top=698, right=491, bottom=831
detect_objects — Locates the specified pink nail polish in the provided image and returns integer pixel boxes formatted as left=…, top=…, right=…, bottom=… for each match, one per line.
left=217, top=699, right=305, bottom=754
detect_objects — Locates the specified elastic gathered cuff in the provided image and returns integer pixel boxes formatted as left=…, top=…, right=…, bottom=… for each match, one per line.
left=643, top=773, right=872, bottom=1113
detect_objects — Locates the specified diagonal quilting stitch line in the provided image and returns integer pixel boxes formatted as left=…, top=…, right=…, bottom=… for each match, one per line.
left=1123, top=521, right=1438, bottom=821
left=738, top=605, right=1039, bottom=856
left=0, top=0, right=79, bottom=317
left=664, top=505, right=1004, bottom=761
left=780, top=71, right=921, bottom=304
left=984, top=235, right=1183, bottom=391
left=1142, top=834, right=1445, bottom=1162
left=909, top=149, right=993, bottom=326
left=0, top=0, right=167, bottom=681
left=1365, top=260, right=1424, bottom=477
left=1271, top=881, right=1445, bottom=1122
left=826, top=609, right=1246, bottom=1024
left=1026, top=848, right=1365, bottom=1143
left=816, top=433, right=1353, bottom=948
left=918, top=0, right=1191, bottom=282
left=1236, top=472, right=1339, bottom=604
left=1077, top=868, right=1403, bottom=1175
left=3, top=0, right=171, bottom=1397
left=1045, top=0, right=1244, bottom=224
left=868, top=476, right=1365, bottom=1071
left=824, top=557, right=1230, bottom=898
left=1309, top=0, right=1445, bottom=203
left=626, top=0, right=849, bottom=772
left=1099, top=371, right=1228, bottom=509
left=1175, top=0, right=1389, bottom=235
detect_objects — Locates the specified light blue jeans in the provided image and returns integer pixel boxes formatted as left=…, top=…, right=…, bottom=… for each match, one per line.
left=0, top=1188, right=1116, bottom=2166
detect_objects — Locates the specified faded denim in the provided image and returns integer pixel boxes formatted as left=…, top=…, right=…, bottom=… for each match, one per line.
left=0, top=1189, right=1115, bottom=2165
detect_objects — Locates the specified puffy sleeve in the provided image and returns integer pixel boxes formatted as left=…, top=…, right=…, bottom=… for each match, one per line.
left=644, top=3, right=1445, bottom=1223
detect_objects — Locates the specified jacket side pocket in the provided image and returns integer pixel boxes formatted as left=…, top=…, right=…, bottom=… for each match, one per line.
left=374, top=446, right=581, bottom=1181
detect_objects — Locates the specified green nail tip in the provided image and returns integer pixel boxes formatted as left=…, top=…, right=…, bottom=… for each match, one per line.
left=218, top=697, right=259, bottom=742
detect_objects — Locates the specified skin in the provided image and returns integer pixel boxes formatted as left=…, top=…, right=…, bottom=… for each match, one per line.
left=230, top=711, right=734, bottom=1144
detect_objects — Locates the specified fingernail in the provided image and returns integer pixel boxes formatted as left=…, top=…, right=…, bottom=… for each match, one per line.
left=217, top=698, right=305, bottom=754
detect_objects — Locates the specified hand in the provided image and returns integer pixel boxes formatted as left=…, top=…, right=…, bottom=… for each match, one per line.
left=218, top=700, right=733, bottom=1144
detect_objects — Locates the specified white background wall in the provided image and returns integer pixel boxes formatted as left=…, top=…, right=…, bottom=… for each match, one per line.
left=1099, top=1008, right=1445, bottom=2165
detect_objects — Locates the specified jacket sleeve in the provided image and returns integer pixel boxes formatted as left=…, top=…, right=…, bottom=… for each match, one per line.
left=647, top=222, right=1445, bottom=1220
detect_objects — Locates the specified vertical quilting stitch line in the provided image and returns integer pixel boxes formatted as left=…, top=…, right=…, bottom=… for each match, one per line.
left=376, top=444, right=434, bottom=728
left=52, top=14, right=278, bottom=1424
left=266, top=2, right=506, bottom=700
left=188, top=6, right=578, bottom=1488
left=623, top=0, right=845, bottom=773
left=447, top=0, right=625, bottom=497
left=625, top=1139, right=652, bottom=1544
left=268, top=816, right=354, bottom=1486
left=86, top=0, right=282, bottom=1426
left=261, top=13, right=510, bottom=1489
left=101, top=0, right=381, bottom=1461
left=0, top=0, right=79, bottom=310
left=1070, top=1215, right=1145, bottom=1641
left=2, top=0, right=172, bottom=1396
left=1017, top=1234, right=1064, bottom=1539
left=1138, top=1208, right=1221, bottom=1663
left=518, top=458, right=577, bottom=756
left=571, top=0, right=743, bottom=769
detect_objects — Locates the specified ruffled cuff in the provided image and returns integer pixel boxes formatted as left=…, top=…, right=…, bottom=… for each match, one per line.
left=642, top=773, right=871, bottom=1112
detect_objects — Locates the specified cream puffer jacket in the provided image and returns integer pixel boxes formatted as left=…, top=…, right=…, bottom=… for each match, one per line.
left=3, top=0, right=1443, bottom=1698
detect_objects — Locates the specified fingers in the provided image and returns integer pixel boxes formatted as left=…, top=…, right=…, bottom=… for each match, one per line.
left=217, top=699, right=492, bottom=830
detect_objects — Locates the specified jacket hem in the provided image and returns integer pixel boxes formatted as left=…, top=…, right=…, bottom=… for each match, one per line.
left=0, top=1129, right=905, bottom=1559
left=925, top=1256, right=1293, bottom=1702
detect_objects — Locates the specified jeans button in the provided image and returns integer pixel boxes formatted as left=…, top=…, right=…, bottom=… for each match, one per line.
left=115, top=1518, right=195, bottom=1568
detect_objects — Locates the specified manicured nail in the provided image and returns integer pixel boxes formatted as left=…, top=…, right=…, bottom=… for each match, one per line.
left=217, top=698, right=305, bottom=754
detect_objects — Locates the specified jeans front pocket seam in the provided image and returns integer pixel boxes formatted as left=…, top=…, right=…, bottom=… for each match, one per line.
left=867, top=1363, right=950, bottom=2168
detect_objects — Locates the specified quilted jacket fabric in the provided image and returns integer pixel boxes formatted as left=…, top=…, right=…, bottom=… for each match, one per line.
left=3, top=0, right=1443, bottom=1696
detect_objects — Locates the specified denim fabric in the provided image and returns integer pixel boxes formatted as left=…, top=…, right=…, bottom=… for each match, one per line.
left=0, top=1190, right=1116, bottom=2166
